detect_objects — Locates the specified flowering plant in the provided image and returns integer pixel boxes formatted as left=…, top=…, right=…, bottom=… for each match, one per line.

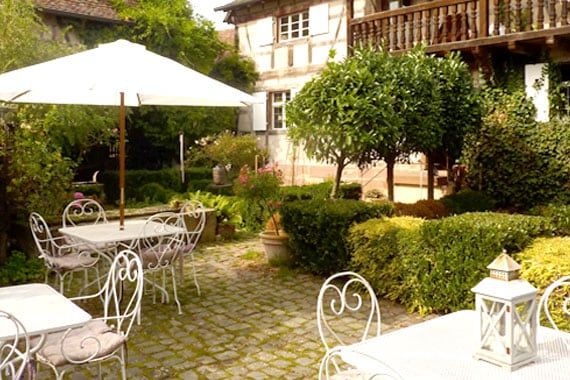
left=234, top=163, right=284, bottom=235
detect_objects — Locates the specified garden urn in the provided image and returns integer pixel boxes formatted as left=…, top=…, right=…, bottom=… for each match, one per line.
left=471, top=253, right=538, bottom=371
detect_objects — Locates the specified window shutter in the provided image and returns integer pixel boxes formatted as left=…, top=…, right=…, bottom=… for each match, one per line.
left=309, top=4, right=329, bottom=36
left=252, top=92, right=268, bottom=131
left=256, top=17, right=274, bottom=46
left=524, top=64, right=549, bottom=122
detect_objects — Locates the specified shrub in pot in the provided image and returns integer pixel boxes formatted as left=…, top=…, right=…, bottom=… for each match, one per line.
left=234, top=164, right=291, bottom=266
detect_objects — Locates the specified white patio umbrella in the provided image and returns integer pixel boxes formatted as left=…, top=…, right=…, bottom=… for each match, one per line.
left=0, top=39, right=256, bottom=229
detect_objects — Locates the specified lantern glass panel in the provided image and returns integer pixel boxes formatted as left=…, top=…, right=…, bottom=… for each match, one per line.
left=513, top=302, right=534, bottom=356
left=481, top=299, right=507, bottom=353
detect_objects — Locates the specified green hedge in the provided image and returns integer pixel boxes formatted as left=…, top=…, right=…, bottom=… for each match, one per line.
left=349, top=212, right=553, bottom=315
left=530, top=204, right=570, bottom=236
left=281, top=199, right=393, bottom=274
left=518, top=237, right=570, bottom=331
left=440, top=190, right=497, bottom=214
left=349, top=217, right=423, bottom=301
left=394, top=200, right=450, bottom=219
left=100, top=167, right=211, bottom=203
left=282, top=182, right=362, bottom=202
left=73, top=183, right=105, bottom=202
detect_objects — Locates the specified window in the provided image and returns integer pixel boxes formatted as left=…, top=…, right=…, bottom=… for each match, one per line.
left=271, top=91, right=291, bottom=129
left=279, top=11, right=309, bottom=41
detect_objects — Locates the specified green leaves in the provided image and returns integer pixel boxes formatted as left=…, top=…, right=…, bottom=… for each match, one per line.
left=463, top=90, right=570, bottom=209
left=350, top=213, right=553, bottom=315
left=281, top=199, right=394, bottom=274
left=286, top=45, right=481, bottom=199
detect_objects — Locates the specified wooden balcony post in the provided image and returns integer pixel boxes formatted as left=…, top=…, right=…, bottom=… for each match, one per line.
left=347, top=0, right=354, bottom=50
left=479, top=0, right=489, bottom=37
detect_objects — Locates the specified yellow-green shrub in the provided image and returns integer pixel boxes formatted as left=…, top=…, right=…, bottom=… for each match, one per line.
left=349, top=217, right=423, bottom=301
left=518, top=237, right=570, bottom=331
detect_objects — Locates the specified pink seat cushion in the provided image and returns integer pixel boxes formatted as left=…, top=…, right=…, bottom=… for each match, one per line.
left=47, top=253, right=98, bottom=271
left=139, top=245, right=178, bottom=269
left=36, top=320, right=125, bottom=366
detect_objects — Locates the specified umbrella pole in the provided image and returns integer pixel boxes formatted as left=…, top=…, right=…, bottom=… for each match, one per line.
left=119, top=92, right=126, bottom=230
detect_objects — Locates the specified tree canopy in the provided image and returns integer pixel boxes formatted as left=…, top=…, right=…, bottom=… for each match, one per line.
left=286, top=48, right=400, bottom=198
left=287, top=46, right=481, bottom=200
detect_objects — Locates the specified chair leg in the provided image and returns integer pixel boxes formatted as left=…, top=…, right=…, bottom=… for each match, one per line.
left=58, top=273, right=65, bottom=294
left=119, top=345, right=128, bottom=380
left=161, top=269, right=167, bottom=304
left=170, top=266, right=182, bottom=315
left=97, top=362, right=103, bottom=380
left=178, top=253, right=184, bottom=286
left=189, top=253, right=201, bottom=296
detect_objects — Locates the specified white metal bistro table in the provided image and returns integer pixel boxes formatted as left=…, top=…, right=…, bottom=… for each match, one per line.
left=341, top=310, right=570, bottom=380
left=0, top=283, right=91, bottom=341
left=59, top=219, right=184, bottom=247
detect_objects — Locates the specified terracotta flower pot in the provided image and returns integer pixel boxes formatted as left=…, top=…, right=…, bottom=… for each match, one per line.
left=259, top=230, right=292, bottom=267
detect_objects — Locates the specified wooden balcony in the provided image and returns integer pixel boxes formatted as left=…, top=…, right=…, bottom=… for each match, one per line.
left=349, top=0, right=570, bottom=55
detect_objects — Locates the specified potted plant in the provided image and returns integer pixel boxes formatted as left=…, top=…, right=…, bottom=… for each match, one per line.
left=234, top=164, right=291, bottom=266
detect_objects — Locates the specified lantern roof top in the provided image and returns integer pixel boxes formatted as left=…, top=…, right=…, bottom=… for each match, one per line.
left=487, top=253, right=521, bottom=272
left=471, top=278, right=537, bottom=300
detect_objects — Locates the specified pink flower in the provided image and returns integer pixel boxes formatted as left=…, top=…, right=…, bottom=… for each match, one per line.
left=74, top=192, right=84, bottom=200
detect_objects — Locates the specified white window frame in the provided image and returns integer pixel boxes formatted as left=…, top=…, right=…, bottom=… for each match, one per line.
left=271, top=90, right=291, bottom=130
left=279, top=11, right=310, bottom=41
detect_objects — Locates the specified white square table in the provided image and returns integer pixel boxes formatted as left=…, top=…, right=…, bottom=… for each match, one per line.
left=341, top=310, right=570, bottom=380
left=59, top=219, right=184, bottom=246
left=0, top=283, right=91, bottom=341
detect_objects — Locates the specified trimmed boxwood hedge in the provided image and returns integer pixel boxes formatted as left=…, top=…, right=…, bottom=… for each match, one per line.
left=100, top=167, right=211, bottom=203
left=349, top=212, right=553, bottom=315
left=530, top=204, right=570, bottom=236
left=281, top=199, right=393, bottom=275
left=282, top=182, right=362, bottom=202
left=349, top=217, right=423, bottom=301
left=518, top=237, right=570, bottom=331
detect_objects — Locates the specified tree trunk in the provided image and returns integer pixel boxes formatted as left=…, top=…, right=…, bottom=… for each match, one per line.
left=386, top=155, right=396, bottom=202
left=331, top=157, right=346, bottom=199
left=427, top=152, right=435, bottom=200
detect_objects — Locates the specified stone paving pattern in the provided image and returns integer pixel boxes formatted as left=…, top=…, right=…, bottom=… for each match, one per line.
left=40, top=234, right=428, bottom=379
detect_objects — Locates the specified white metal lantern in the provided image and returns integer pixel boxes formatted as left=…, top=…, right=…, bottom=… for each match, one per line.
left=471, top=253, right=538, bottom=371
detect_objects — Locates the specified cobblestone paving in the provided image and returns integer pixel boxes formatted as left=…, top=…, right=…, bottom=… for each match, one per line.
left=40, top=234, right=428, bottom=379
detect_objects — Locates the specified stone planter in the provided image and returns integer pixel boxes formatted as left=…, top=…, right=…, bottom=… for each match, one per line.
left=259, top=231, right=292, bottom=267
left=217, top=223, right=236, bottom=240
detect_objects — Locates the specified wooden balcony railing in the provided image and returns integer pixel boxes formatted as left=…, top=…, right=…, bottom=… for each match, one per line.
left=349, top=0, right=570, bottom=52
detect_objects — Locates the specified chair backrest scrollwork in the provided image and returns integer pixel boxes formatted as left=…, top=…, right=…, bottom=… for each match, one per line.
left=317, top=271, right=381, bottom=351
left=0, top=311, right=29, bottom=380
left=179, top=201, right=206, bottom=252
left=132, top=212, right=184, bottom=270
left=100, top=250, right=143, bottom=338
left=62, top=198, right=108, bottom=228
left=537, top=275, right=570, bottom=335
left=29, top=212, right=56, bottom=262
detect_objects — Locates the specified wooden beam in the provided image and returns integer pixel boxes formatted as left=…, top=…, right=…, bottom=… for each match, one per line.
left=507, top=40, right=536, bottom=56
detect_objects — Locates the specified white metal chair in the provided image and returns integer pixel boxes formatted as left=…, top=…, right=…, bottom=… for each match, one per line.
left=537, top=275, right=570, bottom=335
left=178, top=201, right=206, bottom=295
left=0, top=311, right=29, bottom=380
left=129, top=212, right=185, bottom=315
left=317, top=272, right=382, bottom=380
left=319, top=346, right=404, bottom=380
left=35, top=250, right=143, bottom=380
left=62, top=198, right=108, bottom=228
left=317, top=271, right=382, bottom=351
left=29, top=212, right=102, bottom=295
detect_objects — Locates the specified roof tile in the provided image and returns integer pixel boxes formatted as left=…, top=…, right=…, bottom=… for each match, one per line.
left=35, top=0, right=133, bottom=22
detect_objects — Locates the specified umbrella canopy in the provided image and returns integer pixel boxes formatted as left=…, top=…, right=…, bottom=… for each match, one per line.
left=0, top=39, right=256, bottom=106
left=0, top=39, right=257, bottom=228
